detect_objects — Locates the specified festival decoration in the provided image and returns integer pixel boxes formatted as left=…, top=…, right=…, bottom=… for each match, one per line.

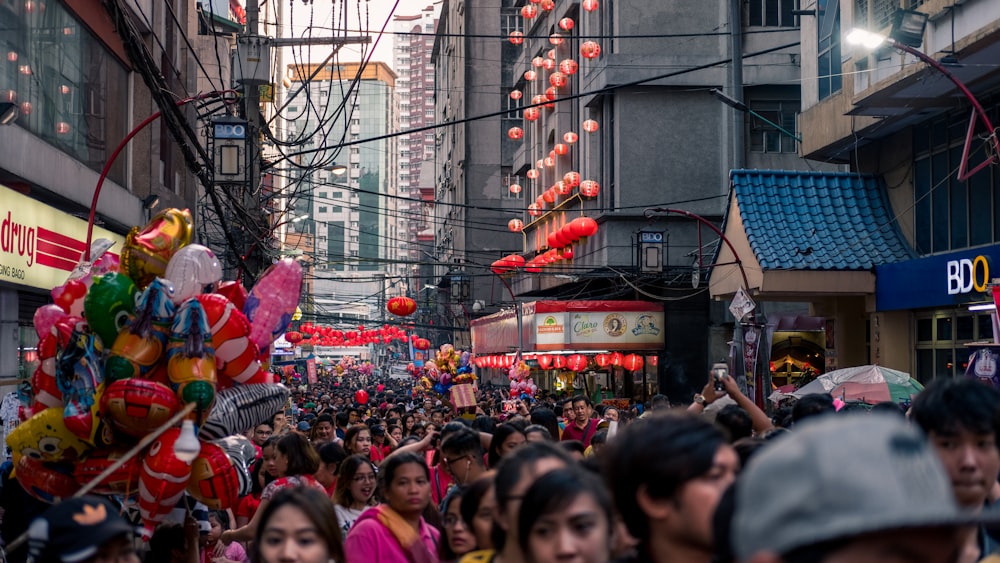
left=387, top=296, right=417, bottom=317
left=83, top=272, right=138, bottom=346
left=410, top=344, right=476, bottom=397
left=120, top=208, right=193, bottom=288
left=138, top=428, right=193, bottom=534
left=16, top=456, right=79, bottom=503
left=187, top=441, right=241, bottom=509
left=244, top=259, right=303, bottom=354
left=73, top=448, right=141, bottom=496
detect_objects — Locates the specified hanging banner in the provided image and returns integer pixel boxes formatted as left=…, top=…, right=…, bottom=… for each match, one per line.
left=742, top=323, right=763, bottom=407
left=306, top=358, right=317, bottom=384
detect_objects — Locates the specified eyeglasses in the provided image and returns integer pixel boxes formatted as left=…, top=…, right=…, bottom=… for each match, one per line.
left=442, top=455, right=472, bottom=469
left=352, top=473, right=377, bottom=483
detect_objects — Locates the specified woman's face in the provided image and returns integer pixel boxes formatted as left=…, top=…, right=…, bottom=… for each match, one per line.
left=348, top=463, right=377, bottom=506
left=471, top=486, right=497, bottom=550
left=390, top=427, right=403, bottom=443
left=413, top=425, right=427, bottom=439
left=384, top=462, right=431, bottom=516
left=273, top=449, right=289, bottom=478
left=350, top=430, right=372, bottom=456
left=263, top=445, right=279, bottom=477
left=605, top=408, right=619, bottom=422
left=404, top=416, right=415, bottom=430
left=207, top=516, right=222, bottom=544
left=444, top=495, right=476, bottom=557
left=258, top=505, right=330, bottom=563
left=500, top=432, right=527, bottom=457
left=526, top=493, right=611, bottom=563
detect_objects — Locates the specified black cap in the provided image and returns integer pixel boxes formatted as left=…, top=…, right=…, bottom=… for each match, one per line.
left=28, top=496, right=136, bottom=563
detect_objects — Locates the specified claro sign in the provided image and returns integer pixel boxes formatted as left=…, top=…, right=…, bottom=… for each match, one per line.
left=0, top=186, right=125, bottom=290
left=947, top=255, right=990, bottom=295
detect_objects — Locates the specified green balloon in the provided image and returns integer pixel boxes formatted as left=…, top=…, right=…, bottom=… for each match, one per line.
left=83, top=272, right=138, bottom=346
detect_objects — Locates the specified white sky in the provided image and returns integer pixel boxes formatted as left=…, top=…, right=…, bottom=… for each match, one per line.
left=283, top=0, right=434, bottom=71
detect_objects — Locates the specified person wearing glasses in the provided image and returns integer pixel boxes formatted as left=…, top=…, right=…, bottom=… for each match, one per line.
left=332, top=455, right=379, bottom=536
left=439, top=428, right=489, bottom=487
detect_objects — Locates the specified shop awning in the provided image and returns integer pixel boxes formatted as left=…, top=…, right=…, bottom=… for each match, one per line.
left=709, top=170, right=916, bottom=299
left=470, top=300, right=664, bottom=355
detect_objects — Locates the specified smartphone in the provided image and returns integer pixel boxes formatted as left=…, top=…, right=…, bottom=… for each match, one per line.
left=712, top=363, right=729, bottom=391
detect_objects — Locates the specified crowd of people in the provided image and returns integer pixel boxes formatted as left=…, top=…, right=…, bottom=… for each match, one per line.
left=12, top=369, right=1000, bottom=563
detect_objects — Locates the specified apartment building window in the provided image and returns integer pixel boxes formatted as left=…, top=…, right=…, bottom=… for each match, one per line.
left=817, top=0, right=842, bottom=100
left=749, top=100, right=798, bottom=153
left=912, top=98, right=1000, bottom=255
left=319, top=206, right=327, bottom=213
left=748, top=0, right=797, bottom=27
left=501, top=10, right=520, bottom=35
left=332, top=192, right=343, bottom=198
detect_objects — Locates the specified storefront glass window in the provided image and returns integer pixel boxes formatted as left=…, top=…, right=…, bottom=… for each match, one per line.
left=936, top=317, right=953, bottom=341
left=956, top=316, right=974, bottom=341
left=0, top=3, right=129, bottom=183
left=917, top=318, right=933, bottom=342
left=915, top=311, right=994, bottom=382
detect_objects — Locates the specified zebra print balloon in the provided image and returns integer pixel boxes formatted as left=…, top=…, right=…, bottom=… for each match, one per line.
left=199, top=383, right=288, bottom=441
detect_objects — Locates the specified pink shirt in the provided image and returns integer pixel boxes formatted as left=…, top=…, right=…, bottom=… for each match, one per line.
left=344, top=507, right=440, bottom=563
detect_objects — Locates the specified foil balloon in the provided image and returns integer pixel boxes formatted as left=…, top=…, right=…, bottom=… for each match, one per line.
left=216, top=281, right=248, bottom=311
left=33, top=304, right=67, bottom=340
left=6, top=407, right=91, bottom=465
left=197, top=294, right=270, bottom=386
left=51, top=279, right=88, bottom=317
left=73, top=448, right=141, bottom=495
left=30, top=335, right=61, bottom=413
left=15, top=456, right=79, bottom=504
left=164, top=244, right=222, bottom=305
left=55, top=322, right=104, bottom=441
left=244, top=259, right=303, bottom=353
left=121, top=208, right=193, bottom=288
left=101, top=378, right=180, bottom=438
left=105, top=278, right=176, bottom=382
left=166, top=299, right=217, bottom=422
left=199, top=383, right=290, bottom=441
left=187, top=441, right=240, bottom=509
left=83, top=272, right=138, bottom=346
left=138, top=428, right=194, bottom=535
left=212, top=435, right=256, bottom=497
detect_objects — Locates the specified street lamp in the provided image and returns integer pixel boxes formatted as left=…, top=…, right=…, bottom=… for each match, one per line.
left=324, top=163, right=348, bottom=176
left=845, top=11, right=1000, bottom=180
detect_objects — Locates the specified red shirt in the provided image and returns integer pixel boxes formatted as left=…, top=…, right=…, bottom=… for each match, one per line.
left=560, top=418, right=598, bottom=447
left=235, top=494, right=260, bottom=521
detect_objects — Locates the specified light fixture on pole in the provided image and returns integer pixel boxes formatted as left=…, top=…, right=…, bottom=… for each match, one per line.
left=325, top=163, right=348, bottom=176
left=142, top=194, right=160, bottom=210
left=846, top=9, right=1000, bottom=180
left=0, top=102, right=18, bottom=125
left=709, top=89, right=802, bottom=143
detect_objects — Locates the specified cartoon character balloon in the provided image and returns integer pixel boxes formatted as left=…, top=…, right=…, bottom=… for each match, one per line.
left=244, top=259, right=303, bottom=353
left=138, top=428, right=194, bottom=535
left=166, top=299, right=217, bottom=423
left=73, top=448, right=141, bottom=495
left=15, top=456, right=79, bottom=503
left=197, top=294, right=271, bottom=387
left=187, top=442, right=241, bottom=509
left=120, top=208, right=193, bottom=288
left=105, top=278, right=176, bottom=382
left=163, top=244, right=222, bottom=305
left=6, top=407, right=91, bottom=465
left=83, top=272, right=138, bottom=346
left=101, top=378, right=180, bottom=438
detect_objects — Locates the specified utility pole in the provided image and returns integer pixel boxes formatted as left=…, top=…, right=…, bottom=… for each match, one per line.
left=729, top=0, right=745, bottom=170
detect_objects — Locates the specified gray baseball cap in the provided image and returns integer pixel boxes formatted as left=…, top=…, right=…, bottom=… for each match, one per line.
left=733, top=413, right=998, bottom=559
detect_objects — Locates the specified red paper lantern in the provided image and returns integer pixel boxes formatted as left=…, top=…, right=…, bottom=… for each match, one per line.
left=509, top=183, right=522, bottom=194
left=550, top=72, right=567, bottom=88
left=583, top=119, right=599, bottom=133
left=545, top=86, right=559, bottom=101
left=387, top=296, right=417, bottom=317
left=527, top=169, right=539, bottom=180
left=580, top=41, right=601, bottom=59
left=559, top=59, right=579, bottom=75
left=528, top=203, right=542, bottom=217
left=509, top=31, right=524, bottom=45
left=509, top=255, right=526, bottom=269
left=549, top=33, right=563, bottom=46
left=559, top=17, right=575, bottom=31
left=508, top=218, right=524, bottom=232
left=570, top=216, right=599, bottom=238
left=532, top=56, right=545, bottom=68
left=540, top=0, right=554, bottom=10
left=510, top=90, right=523, bottom=101
left=542, top=58, right=556, bottom=71
left=542, top=189, right=556, bottom=204
left=547, top=49, right=557, bottom=60
left=507, top=126, right=524, bottom=140
left=521, top=4, right=537, bottom=18
left=610, top=352, right=624, bottom=366
left=623, top=354, right=644, bottom=371
left=580, top=180, right=601, bottom=197
left=553, top=355, right=567, bottom=369
left=554, top=180, right=571, bottom=196
left=284, top=331, right=303, bottom=344
left=554, top=143, right=569, bottom=156
left=563, top=131, right=578, bottom=144
left=583, top=0, right=599, bottom=11
left=566, top=354, right=588, bottom=371
left=524, top=70, right=537, bottom=81
left=544, top=156, right=556, bottom=168
left=563, top=171, right=581, bottom=187
left=562, top=246, right=574, bottom=259
left=524, top=107, right=540, bottom=121
left=538, top=355, right=553, bottom=369
left=415, top=338, right=431, bottom=350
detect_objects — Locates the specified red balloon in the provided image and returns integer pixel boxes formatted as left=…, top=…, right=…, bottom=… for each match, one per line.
left=138, top=429, right=193, bottom=534
left=16, top=456, right=79, bottom=503
left=377, top=384, right=385, bottom=392
left=101, top=379, right=180, bottom=438
left=74, top=448, right=141, bottom=495
left=355, top=389, right=369, bottom=405
left=188, top=442, right=241, bottom=510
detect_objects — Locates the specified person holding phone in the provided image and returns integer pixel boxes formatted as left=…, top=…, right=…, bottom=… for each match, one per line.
left=688, top=365, right=774, bottom=437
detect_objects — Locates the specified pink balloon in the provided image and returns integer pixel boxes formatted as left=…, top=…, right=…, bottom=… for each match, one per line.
left=244, top=260, right=303, bottom=352
left=33, top=304, right=67, bottom=339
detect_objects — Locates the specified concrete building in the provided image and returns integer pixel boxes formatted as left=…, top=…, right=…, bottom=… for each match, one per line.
left=0, top=0, right=201, bottom=395
left=434, top=0, right=827, bottom=400
left=777, top=0, right=1000, bottom=382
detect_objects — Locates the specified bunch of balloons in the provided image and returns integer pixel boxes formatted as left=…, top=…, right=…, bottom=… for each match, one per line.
left=8, top=208, right=295, bottom=536
left=411, top=344, right=475, bottom=396
left=507, top=357, right=538, bottom=399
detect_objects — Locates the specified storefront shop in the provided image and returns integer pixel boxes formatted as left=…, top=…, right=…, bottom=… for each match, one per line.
left=470, top=300, right=665, bottom=402
left=875, top=246, right=1000, bottom=382
left=0, top=186, right=126, bottom=392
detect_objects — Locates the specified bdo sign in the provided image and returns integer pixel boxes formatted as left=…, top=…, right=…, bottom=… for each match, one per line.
left=946, top=255, right=990, bottom=295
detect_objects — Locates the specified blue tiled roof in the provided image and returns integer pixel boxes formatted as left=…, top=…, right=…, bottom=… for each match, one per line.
left=731, top=170, right=916, bottom=271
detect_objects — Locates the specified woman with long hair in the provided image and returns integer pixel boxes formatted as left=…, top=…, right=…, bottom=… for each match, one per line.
left=440, top=486, right=476, bottom=562
left=344, top=424, right=373, bottom=460
left=331, top=455, right=378, bottom=536
left=516, top=468, right=613, bottom=563
left=223, top=433, right=325, bottom=544
left=402, top=413, right=417, bottom=436
left=487, top=423, right=527, bottom=469
left=343, top=452, right=439, bottom=563
left=250, top=487, right=345, bottom=563
left=459, top=476, right=497, bottom=552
